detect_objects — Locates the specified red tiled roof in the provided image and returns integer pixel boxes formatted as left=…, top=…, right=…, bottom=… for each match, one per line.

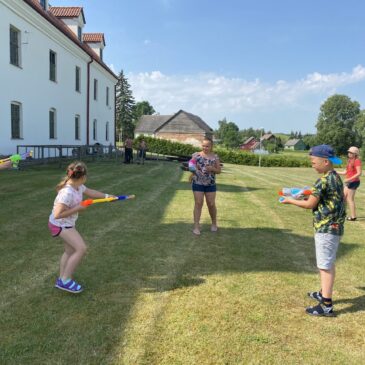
left=83, top=33, right=105, bottom=44
left=49, top=6, right=82, bottom=18
left=23, top=0, right=116, bottom=78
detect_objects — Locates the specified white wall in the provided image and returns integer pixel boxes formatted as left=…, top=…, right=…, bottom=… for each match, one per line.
left=0, top=0, right=116, bottom=155
left=89, top=62, right=115, bottom=146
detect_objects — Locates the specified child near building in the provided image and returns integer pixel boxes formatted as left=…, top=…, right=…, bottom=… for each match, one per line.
left=48, top=161, right=114, bottom=293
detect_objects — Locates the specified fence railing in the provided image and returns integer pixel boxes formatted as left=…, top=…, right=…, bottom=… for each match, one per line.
left=16, top=144, right=176, bottom=167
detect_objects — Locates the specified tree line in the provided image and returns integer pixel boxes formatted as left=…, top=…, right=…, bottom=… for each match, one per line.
left=116, top=69, right=365, bottom=158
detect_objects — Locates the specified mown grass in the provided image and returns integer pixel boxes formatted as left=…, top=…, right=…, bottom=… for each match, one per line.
left=1, top=161, right=364, bottom=364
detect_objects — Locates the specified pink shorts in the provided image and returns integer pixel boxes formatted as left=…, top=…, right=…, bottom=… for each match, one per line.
left=48, top=222, right=73, bottom=237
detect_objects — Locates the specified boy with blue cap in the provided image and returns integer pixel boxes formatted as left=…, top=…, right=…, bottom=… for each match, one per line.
left=281, top=144, right=345, bottom=316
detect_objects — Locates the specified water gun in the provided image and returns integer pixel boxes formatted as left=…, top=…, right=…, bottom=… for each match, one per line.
left=278, top=187, right=312, bottom=203
left=188, top=158, right=197, bottom=172
left=0, top=151, right=33, bottom=168
left=81, top=194, right=135, bottom=207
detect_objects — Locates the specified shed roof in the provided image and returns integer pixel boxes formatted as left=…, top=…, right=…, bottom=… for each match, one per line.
left=156, top=110, right=213, bottom=133
left=135, top=115, right=172, bottom=133
left=285, top=138, right=302, bottom=146
left=242, top=136, right=256, bottom=145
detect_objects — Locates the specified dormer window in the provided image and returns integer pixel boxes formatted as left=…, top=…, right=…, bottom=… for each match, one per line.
left=40, top=0, right=47, bottom=10
left=78, top=26, right=82, bottom=41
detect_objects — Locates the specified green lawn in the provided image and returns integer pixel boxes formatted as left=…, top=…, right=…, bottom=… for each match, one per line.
left=1, top=161, right=364, bottom=364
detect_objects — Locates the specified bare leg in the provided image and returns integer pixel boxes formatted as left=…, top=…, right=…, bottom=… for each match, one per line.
left=346, top=188, right=357, bottom=218
left=319, top=265, right=335, bottom=299
left=193, top=191, right=204, bottom=234
left=59, top=228, right=87, bottom=280
left=205, top=192, right=217, bottom=230
left=59, top=244, right=75, bottom=278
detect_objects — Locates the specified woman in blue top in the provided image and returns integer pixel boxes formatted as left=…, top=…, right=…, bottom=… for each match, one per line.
left=190, top=137, right=221, bottom=235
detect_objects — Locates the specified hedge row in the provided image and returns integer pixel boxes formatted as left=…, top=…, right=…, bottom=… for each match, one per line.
left=134, top=136, right=311, bottom=167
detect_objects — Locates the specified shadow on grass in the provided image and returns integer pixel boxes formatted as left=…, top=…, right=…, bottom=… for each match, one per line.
left=175, top=181, right=261, bottom=193
left=335, top=287, right=365, bottom=315
left=0, top=161, right=361, bottom=364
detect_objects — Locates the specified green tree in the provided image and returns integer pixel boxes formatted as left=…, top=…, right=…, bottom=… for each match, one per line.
left=354, top=110, right=365, bottom=159
left=132, top=100, right=156, bottom=124
left=116, top=70, right=135, bottom=141
left=215, top=118, right=241, bottom=148
left=316, top=94, right=360, bottom=154
left=302, top=134, right=317, bottom=149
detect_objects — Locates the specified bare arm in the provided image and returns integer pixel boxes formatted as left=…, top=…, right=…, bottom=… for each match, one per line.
left=0, top=161, right=12, bottom=170
left=84, top=187, right=109, bottom=199
left=344, top=166, right=362, bottom=183
left=53, top=202, right=86, bottom=219
left=281, top=194, right=319, bottom=209
left=205, top=159, right=222, bottom=174
left=336, top=170, right=346, bottom=176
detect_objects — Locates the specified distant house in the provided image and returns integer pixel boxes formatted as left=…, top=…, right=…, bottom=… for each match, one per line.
left=284, top=139, right=306, bottom=151
left=135, top=110, right=213, bottom=147
left=240, top=137, right=259, bottom=151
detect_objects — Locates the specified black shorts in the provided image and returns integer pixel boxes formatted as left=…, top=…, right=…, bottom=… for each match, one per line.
left=347, top=181, right=360, bottom=190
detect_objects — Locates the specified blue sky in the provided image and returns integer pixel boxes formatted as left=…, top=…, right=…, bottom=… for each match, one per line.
left=59, top=0, right=365, bottom=133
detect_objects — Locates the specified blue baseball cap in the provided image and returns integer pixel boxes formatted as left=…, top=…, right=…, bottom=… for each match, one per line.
left=309, top=144, right=342, bottom=165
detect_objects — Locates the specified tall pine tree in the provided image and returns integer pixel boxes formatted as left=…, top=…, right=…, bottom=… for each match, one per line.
left=116, top=70, right=135, bottom=141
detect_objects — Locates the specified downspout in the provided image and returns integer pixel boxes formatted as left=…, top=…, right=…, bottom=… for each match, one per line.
left=114, top=84, right=117, bottom=146
left=86, top=58, right=93, bottom=145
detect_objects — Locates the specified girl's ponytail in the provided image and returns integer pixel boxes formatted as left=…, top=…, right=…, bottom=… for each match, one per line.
left=56, top=161, right=87, bottom=191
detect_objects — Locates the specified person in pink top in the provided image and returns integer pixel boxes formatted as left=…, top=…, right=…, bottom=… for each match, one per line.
left=337, top=146, right=362, bottom=221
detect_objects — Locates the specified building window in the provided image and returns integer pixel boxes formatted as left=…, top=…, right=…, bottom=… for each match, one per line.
left=106, top=87, right=109, bottom=106
left=49, top=108, right=57, bottom=139
left=105, top=122, right=109, bottom=141
left=94, top=79, right=98, bottom=100
left=10, top=26, right=21, bottom=67
left=93, top=119, right=97, bottom=140
left=11, top=102, right=22, bottom=139
left=75, top=115, right=80, bottom=140
left=40, top=0, right=47, bottom=10
left=75, top=66, right=81, bottom=92
left=100, top=48, right=103, bottom=61
left=49, top=50, right=57, bottom=82
left=77, top=26, right=82, bottom=41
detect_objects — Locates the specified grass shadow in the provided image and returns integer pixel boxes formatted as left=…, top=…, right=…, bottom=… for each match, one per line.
left=0, top=161, right=362, bottom=364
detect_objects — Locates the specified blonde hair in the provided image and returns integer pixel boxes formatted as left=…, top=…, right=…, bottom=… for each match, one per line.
left=56, top=161, right=87, bottom=191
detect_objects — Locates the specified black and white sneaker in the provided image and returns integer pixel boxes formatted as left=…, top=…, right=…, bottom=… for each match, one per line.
left=307, top=291, right=323, bottom=302
left=306, top=303, right=335, bottom=317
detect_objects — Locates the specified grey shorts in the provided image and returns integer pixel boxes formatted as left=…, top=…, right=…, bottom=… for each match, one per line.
left=314, top=233, right=340, bottom=270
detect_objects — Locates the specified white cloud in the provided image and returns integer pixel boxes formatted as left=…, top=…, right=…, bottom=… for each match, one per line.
left=128, top=65, right=365, bottom=127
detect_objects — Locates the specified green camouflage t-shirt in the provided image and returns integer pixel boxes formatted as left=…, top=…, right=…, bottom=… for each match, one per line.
left=311, top=170, right=345, bottom=235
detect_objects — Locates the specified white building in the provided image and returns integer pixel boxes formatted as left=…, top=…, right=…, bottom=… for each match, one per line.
left=0, top=0, right=118, bottom=155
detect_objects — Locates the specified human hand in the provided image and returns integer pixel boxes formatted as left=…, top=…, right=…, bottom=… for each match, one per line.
left=279, top=197, right=292, bottom=204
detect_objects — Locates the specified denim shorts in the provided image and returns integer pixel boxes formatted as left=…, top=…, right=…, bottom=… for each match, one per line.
left=347, top=181, right=360, bottom=190
left=314, top=233, right=340, bottom=270
left=192, top=183, right=217, bottom=193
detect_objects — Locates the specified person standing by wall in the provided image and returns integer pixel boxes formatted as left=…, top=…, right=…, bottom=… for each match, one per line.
left=124, top=137, right=133, bottom=164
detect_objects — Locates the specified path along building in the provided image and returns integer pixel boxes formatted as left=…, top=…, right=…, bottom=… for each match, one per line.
left=0, top=0, right=118, bottom=155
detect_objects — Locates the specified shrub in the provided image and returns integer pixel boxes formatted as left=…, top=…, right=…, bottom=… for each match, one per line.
left=134, top=136, right=311, bottom=167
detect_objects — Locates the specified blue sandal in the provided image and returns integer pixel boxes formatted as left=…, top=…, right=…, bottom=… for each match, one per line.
left=55, top=279, right=83, bottom=293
